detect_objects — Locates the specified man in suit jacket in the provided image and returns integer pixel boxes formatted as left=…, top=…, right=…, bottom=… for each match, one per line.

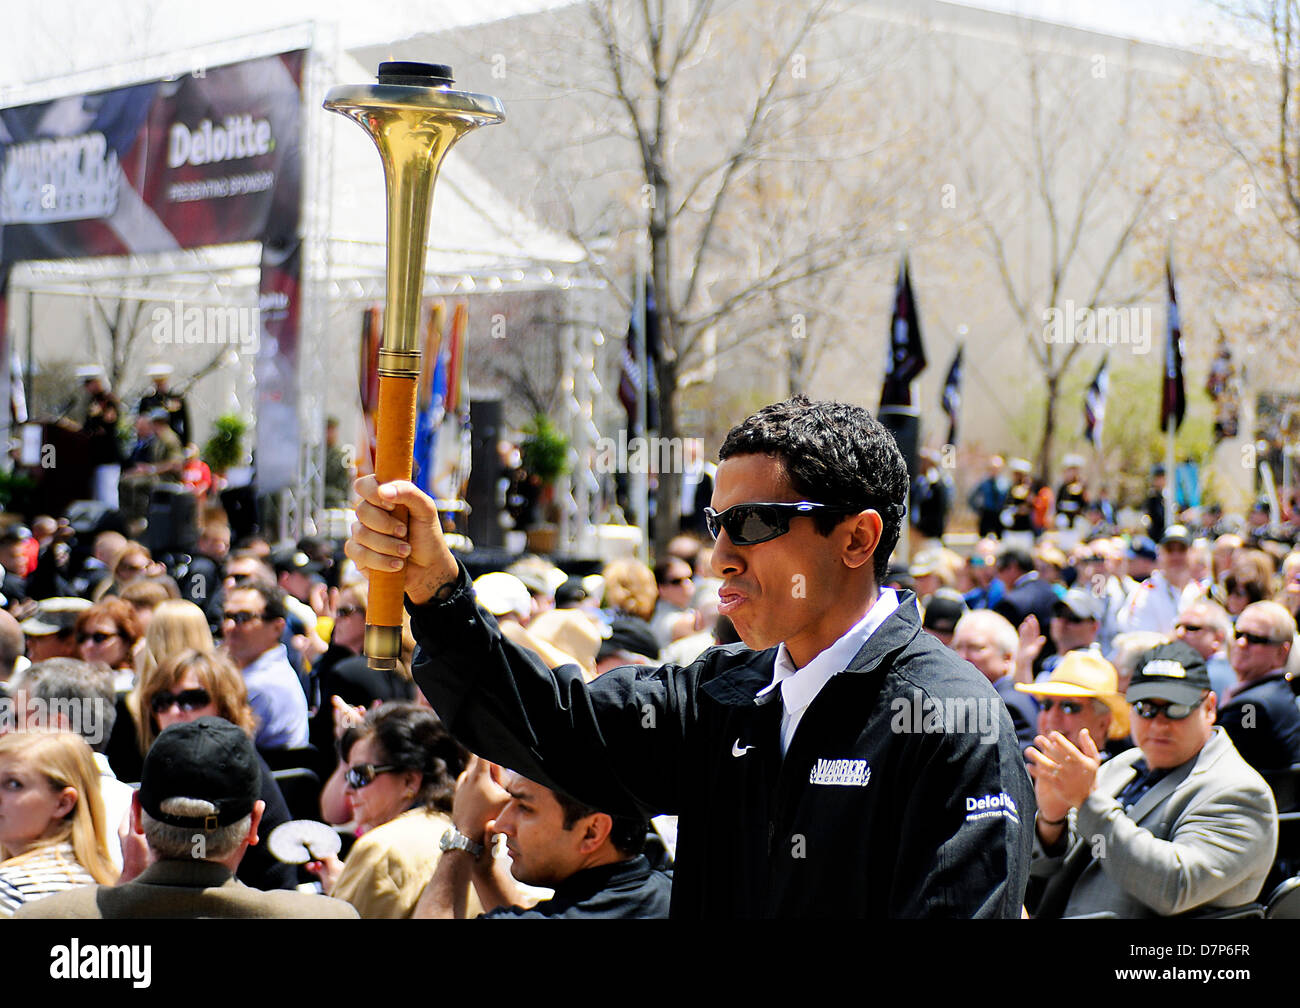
left=1218, top=601, right=1300, bottom=774
left=17, top=718, right=357, bottom=919
left=993, top=545, right=1059, bottom=669
left=1026, top=641, right=1277, bottom=918
left=951, top=608, right=1040, bottom=753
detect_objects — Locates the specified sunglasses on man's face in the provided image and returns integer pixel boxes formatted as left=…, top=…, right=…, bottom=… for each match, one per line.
left=1132, top=697, right=1204, bottom=720
left=150, top=688, right=212, bottom=715
left=1039, top=698, right=1090, bottom=715
left=345, top=763, right=398, bottom=789
left=704, top=501, right=865, bottom=547
left=335, top=605, right=363, bottom=619
left=222, top=611, right=264, bottom=626
left=1235, top=629, right=1285, bottom=647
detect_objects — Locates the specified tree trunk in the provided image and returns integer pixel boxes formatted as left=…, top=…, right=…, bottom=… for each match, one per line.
left=1038, top=371, right=1060, bottom=483
left=653, top=354, right=680, bottom=557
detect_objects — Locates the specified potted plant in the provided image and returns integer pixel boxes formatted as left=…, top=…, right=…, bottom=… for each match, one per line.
left=519, top=414, right=570, bottom=553
left=202, top=413, right=248, bottom=476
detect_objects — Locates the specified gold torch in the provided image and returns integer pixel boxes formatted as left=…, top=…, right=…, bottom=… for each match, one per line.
left=325, top=63, right=504, bottom=671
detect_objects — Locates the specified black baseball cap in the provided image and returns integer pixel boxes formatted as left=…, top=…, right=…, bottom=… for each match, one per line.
left=271, top=548, right=324, bottom=580
left=139, top=718, right=260, bottom=828
left=1126, top=641, right=1211, bottom=707
left=922, top=589, right=966, bottom=634
left=597, top=617, right=660, bottom=662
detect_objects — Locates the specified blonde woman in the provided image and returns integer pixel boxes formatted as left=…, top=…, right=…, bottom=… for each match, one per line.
left=0, top=732, right=117, bottom=917
left=107, top=599, right=218, bottom=785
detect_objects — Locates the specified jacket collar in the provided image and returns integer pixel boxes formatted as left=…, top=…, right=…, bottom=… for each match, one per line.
left=703, top=589, right=924, bottom=707
left=1123, top=727, right=1230, bottom=823
left=134, top=859, right=238, bottom=889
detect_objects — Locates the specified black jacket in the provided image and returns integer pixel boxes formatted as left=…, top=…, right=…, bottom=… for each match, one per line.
left=410, top=566, right=1034, bottom=918
left=1219, top=673, right=1300, bottom=773
left=480, top=855, right=670, bottom=918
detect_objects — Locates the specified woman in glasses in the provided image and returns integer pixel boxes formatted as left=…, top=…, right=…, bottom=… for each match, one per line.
left=308, top=701, right=469, bottom=918
left=0, top=731, right=117, bottom=916
left=131, top=649, right=297, bottom=892
left=105, top=599, right=218, bottom=785
left=75, top=598, right=143, bottom=689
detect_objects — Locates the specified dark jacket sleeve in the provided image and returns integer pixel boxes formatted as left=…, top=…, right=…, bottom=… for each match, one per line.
left=408, top=564, right=697, bottom=818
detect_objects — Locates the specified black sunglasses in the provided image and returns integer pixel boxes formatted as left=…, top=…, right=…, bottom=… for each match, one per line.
left=335, top=605, right=363, bottom=618
left=1132, top=697, right=1205, bottom=721
left=1235, top=629, right=1285, bottom=646
left=78, top=631, right=121, bottom=645
left=1039, top=698, right=1090, bottom=715
left=222, top=611, right=264, bottom=626
left=704, top=501, right=883, bottom=546
left=150, top=688, right=212, bottom=715
left=345, top=763, right=399, bottom=789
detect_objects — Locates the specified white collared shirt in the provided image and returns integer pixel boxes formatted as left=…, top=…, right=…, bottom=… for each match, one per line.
left=757, top=588, right=901, bottom=756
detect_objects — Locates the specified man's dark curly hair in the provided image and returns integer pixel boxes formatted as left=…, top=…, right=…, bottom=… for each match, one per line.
left=717, top=395, right=908, bottom=582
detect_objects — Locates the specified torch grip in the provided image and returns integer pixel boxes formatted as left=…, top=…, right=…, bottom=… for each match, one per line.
left=365, top=371, right=420, bottom=671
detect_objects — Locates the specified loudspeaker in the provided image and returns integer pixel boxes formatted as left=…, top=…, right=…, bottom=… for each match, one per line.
left=466, top=399, right=503, bottom=549
left=146, top=484, right=198, bottom=556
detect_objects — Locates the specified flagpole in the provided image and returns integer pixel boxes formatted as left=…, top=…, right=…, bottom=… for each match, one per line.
left=1165, top=419, right=1176, bottom=528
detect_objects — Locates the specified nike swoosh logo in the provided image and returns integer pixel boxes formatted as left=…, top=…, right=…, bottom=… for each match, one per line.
left=731, top=739, right=755, bottom=757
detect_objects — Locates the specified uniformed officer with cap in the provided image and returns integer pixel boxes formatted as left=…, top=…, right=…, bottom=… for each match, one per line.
left=1055, top=453, right=1089, bottom=528
left=138, top=363, right=190, bottom=448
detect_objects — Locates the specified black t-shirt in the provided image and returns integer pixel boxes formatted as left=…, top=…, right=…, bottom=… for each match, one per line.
left=479, top=855, right=670, bottom=919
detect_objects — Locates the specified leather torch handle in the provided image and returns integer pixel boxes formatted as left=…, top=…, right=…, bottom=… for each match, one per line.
left=365, top=371, right=419, bottom=670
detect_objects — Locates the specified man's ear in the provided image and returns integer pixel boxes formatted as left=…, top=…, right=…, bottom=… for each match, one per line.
left=131, top=792, right=144, bottom=835
left=245, top=800, right=266, bottom=848
left=578, top=812, right=613, bottom=855
left=842, top=509, right=884, bottom=572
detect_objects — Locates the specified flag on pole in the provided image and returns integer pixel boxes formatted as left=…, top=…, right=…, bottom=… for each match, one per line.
left=1161, top=257, right=1186, bottom=433
left=413, top=301, right=447, bottom=495
left=880, top=254, right=927, bottom=409
left=1084, top=354, right=1109, bottom=448
left=941, top=344, right=962, bottom=446
left=618, top=278, right=660, bottom=433
left=357, top=306, right=382, bottom=475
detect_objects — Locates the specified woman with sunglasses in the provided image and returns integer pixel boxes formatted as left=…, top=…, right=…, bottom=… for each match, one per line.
left=0, top=731, right=118, bottom=916
left=104, top=599, right=218, bottom=784
left=75, top=598, right=143, bottom=690
left=307, top=701, right=469, bottom=918
left=133, top=649, right=297, bottom=892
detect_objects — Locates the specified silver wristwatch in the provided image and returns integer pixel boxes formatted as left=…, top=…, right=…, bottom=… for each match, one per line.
left=439, top=826, right=484, bottom=857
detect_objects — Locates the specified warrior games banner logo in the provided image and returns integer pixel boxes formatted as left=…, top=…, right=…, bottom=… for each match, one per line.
left=0, top=50, right=303, bottom=263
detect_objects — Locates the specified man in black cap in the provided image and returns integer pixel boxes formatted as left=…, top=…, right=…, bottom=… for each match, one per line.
left=16, top=718, right=358, bottom=919
left=921, top=587, right=966, bottom=648
left=1026, top=641, right=1277, bottom=918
